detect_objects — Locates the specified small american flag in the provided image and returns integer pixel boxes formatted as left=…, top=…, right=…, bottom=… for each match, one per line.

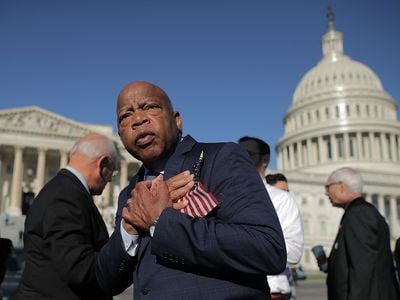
left=179, top=181, right=219, bottom=217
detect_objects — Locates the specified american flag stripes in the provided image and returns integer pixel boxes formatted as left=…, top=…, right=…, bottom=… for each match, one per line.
left=179, top=181, right=219, bottom=217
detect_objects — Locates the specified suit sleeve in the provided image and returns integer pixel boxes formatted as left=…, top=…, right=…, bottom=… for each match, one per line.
left=43, top=194, right=102, bottom=290
left=344, top=205, right=381, bottom=300
left=151, top=143, right=287, bottom=275
left=95, top=186, right=137, bottom=295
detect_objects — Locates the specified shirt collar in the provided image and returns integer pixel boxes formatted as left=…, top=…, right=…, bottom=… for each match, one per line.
left=64, top=166, right=90, bottom=194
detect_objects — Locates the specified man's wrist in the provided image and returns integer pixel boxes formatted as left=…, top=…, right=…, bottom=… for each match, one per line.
left=149, top=216, right=160, bottom=237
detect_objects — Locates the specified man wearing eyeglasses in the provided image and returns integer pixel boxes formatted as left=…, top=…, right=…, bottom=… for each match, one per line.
left=15, top=133, right=118, bottom=299
left=321, top=167, right=399, bottom=300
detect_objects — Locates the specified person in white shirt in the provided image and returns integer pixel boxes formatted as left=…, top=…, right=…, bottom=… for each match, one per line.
left=266, top=173, right=290, bottom=192
left=239, top=136, right=304, bottom=300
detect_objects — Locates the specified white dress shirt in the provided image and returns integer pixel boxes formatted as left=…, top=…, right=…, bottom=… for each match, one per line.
left=264, top=182, right=304, bottom=294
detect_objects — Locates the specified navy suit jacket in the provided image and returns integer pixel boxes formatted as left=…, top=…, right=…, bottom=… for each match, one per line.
left=327, top=197, right=400, bottom=300
left=15, top=169, right=111, bottom=300
left=96, top=135, right=286, bottom=299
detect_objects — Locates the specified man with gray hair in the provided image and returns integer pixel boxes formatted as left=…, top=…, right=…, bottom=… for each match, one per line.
left=15, top=133, right=118, bottom=299
left=321, top=167, right=399, bottom=300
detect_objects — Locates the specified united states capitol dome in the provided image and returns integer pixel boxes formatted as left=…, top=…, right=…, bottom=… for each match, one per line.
left=276, top=7, right=399, bottom=174
left=292, top=9, right=385, bottom=107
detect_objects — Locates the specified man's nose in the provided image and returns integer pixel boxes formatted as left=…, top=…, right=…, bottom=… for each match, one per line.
left=131, top=110, right=149, bottom=127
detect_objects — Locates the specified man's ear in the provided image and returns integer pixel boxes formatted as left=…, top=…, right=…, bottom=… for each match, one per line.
left=174, top=111, right=183, bottom=133
left=98, top=156, right=109, bottom=178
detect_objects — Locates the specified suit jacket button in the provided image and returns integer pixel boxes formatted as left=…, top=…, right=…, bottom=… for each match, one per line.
left=141, top=287, right=149, bottom=295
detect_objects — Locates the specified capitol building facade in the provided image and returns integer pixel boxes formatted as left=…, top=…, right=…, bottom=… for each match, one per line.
left=276, top=9, right=400, bottom=269
left=1, top=10, right=399, bottom=270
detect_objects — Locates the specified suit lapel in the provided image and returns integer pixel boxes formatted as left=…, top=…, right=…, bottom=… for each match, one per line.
left=164, top=135, right=197, bottom=179
left=137, top=135, right=197, bottom=261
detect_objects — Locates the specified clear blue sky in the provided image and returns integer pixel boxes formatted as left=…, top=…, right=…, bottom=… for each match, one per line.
left=1, top=0, right=399, bottom=168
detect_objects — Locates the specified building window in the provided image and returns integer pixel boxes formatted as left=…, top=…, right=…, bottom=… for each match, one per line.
left=337, top=134, right=344, bottom=158
left=349, top=134, right=356, bottom=157
left=326, top=137, right=332, bottom=159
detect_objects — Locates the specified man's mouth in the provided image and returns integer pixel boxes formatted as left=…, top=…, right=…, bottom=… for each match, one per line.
left=136, top=132, right=155, bottom=147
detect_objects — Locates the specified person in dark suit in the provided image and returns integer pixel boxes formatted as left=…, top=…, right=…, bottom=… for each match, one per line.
left=321, top=167, right=400, bottom=300
left=0, top=238, right=12, bottom=282
left=395, top=237, right=400, bottom=287
left=14, top=133, right=119, bottom=300
left=96, top=80, right=286, bottom=300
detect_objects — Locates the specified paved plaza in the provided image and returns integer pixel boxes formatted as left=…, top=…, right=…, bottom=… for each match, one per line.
left=114, top=279, right=327, bottom=300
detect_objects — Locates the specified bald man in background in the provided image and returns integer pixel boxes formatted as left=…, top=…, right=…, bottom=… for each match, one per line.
left=15, top=133, right=119, bottom=299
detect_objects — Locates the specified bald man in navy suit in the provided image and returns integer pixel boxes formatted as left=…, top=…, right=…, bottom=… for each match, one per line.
left=96, top=81, right=286, bottom=300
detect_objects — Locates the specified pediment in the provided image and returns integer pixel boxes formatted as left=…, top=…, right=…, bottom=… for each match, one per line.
left=0, top=106, right=102, bottom=138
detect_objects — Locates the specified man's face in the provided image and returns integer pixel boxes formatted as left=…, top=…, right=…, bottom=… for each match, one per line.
left=324, top=180, right=344, bottom=208
left=90, top=156, right=119, bottom=196
left=117, top=82, right=182, bottom=167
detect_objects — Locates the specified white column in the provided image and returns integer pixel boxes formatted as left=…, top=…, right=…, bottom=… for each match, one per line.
left=380, top=133, right=389, bottom=161
left=289, top=144, right=295, bottom=169
left=397, top=135, right=400, bottom=161
left=389, top=195, right=399, bottom=238
left=284, top=146, right=289, bottom=170
left=356, top=132, right=363, bottom=160
left=364, top=193, right=371, bottom=203
left=318, top=136, right=325, bottom=162
left=35, top=148, right=47, bottom=194
left=390, top=134, right=397, bottom=161
left=344, top=133, right=350, bottom=160
left=377, top=194, right=385, bottom=218
left=59, top=150, right=68, bottom=168
left=307, top=138, right=313, bottom=165
left=297, top=141, right=303, bottom=168
left=119, top=160, right=128, bottom=189
left=9, top=146, right=24, bottom=215
left=369, top=132, right=375, bottom=160
left=331, top=134, right=338, bottom=161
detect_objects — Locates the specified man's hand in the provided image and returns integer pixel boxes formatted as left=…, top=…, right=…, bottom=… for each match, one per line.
left=166, top=171, right=194, bottom=209
left=121, top=219, right=139, bottom=235
left=123, top=175, right=172, bottom=232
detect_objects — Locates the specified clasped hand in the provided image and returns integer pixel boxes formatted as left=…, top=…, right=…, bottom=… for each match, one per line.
left=122, top=171, right=194, bottom=234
